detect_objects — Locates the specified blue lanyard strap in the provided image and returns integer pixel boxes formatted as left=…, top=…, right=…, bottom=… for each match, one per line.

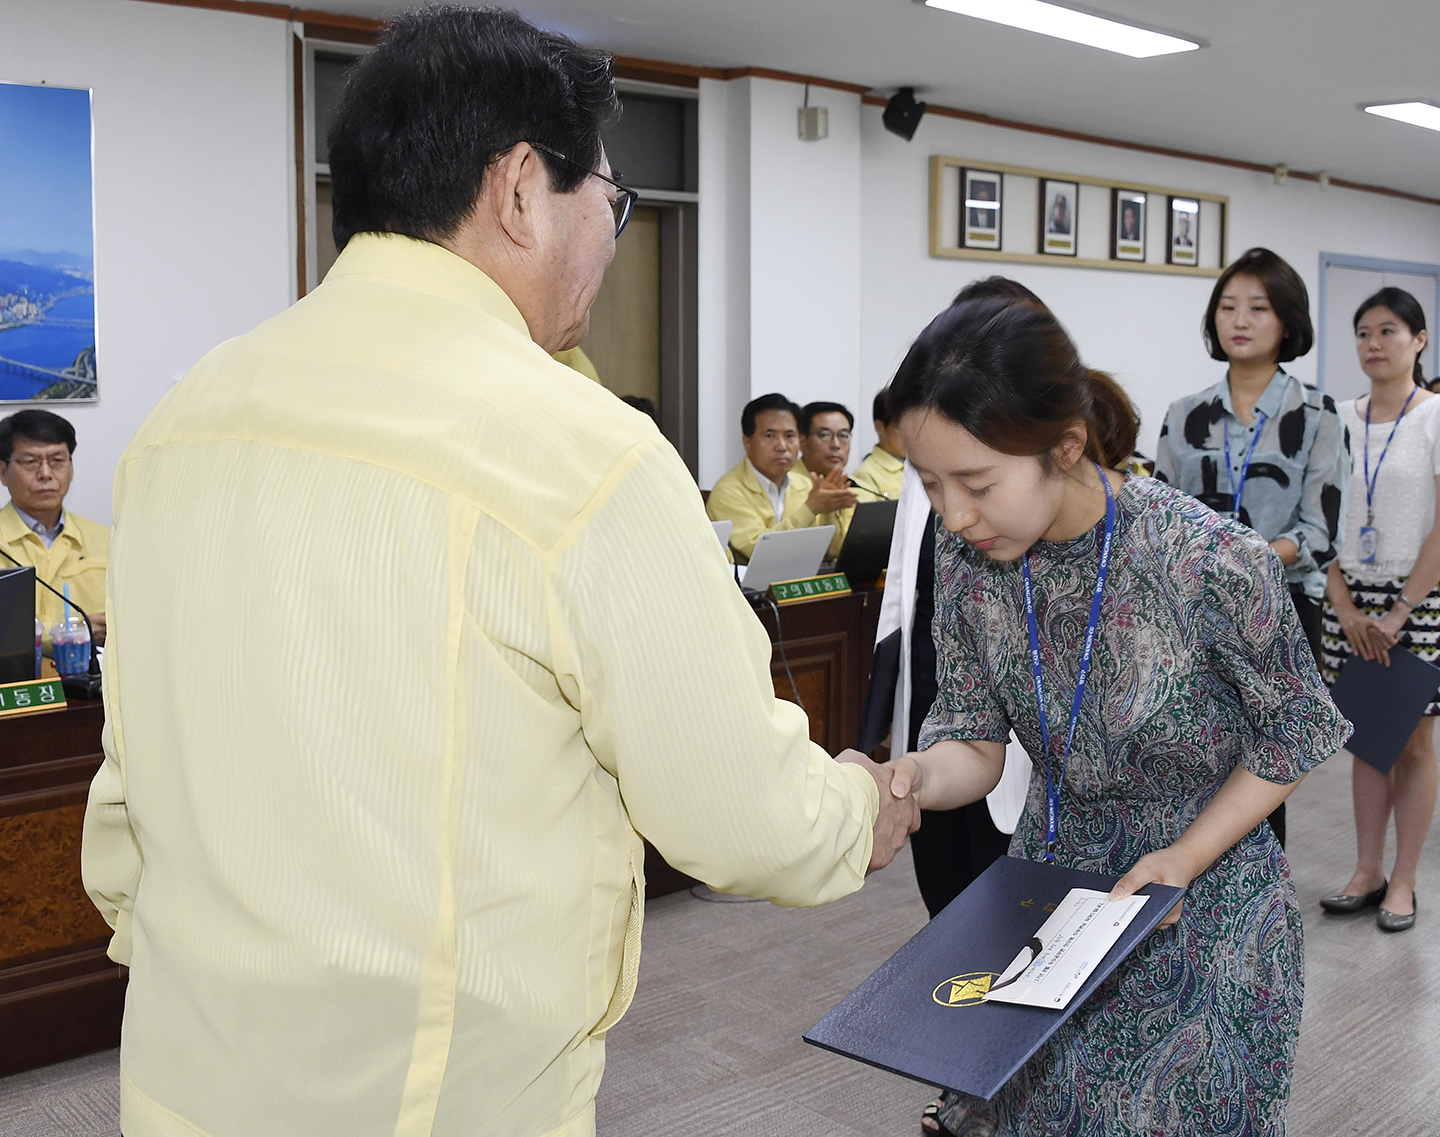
left=1222, top=410, right=1267, bottom=517
left=1363, top=387, right=1418, bottom=523
left=1022, top=461, right=1117, bottom=864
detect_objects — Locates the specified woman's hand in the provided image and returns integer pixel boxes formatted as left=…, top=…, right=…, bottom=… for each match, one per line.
left=1109, top=845, right=1201, bottom=928
left=1335, top=598, right=1386, bottom=663
left=1372, top=606, right=1407, bottom=660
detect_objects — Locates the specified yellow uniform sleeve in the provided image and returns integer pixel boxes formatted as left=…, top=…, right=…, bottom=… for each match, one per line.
left=813, top=505, right=853, bottom=558
left=81, top=635, right=142, bottom=965
left=556, top=442, right=877, bottom=905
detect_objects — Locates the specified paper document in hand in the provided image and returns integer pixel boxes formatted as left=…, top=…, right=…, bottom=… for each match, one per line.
left=984, top=889, right=1148, bottom=1010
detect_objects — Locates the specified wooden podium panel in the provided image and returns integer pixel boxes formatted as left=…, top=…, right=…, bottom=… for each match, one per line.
left=0, top=698, right=126, bottom=1076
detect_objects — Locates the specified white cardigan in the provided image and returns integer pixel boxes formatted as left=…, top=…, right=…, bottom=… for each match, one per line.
left=875, top=462, right=1032, bottom=834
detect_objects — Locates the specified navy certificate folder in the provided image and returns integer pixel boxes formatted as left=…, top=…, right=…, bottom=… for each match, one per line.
left=1329, top=646, right=1440, bottom=774
left=803, top=856, right=1185, bottom=1100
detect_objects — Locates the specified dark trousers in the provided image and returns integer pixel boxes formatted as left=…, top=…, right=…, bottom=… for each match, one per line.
left=906, top=514, right=1011, bottom=919
left=1266, top=586, right=1323, bottom=850
left=911, top=801, right=1013, bottom=919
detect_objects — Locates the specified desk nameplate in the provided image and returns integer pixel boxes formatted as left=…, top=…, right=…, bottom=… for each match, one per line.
left=0, top=677, right=67, bottom=719
left=771, top=573, right=852, bottom=605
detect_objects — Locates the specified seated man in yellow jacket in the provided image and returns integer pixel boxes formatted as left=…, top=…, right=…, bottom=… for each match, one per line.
left=706, top=393, right=857, bottom=562
left=800, top=400, right=879, bottom=556
left=851, top=386, right=906, bottom=501
left=0, top=409, right=108, bottom=645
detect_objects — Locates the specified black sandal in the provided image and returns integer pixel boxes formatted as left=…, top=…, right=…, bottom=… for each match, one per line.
left=921, top=1099, right=957, bottom=1137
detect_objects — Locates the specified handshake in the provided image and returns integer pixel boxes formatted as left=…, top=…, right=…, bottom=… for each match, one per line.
left=837, top=749, right=923, bottom=874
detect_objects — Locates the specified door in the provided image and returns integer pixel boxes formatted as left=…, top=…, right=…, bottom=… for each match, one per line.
left=1319, top=255, right=1440, bottom=401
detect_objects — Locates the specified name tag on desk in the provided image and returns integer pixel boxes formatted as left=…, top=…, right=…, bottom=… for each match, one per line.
left=771, top=573, right=852, bottom=605
left=0, top=676, right=66, bottom=718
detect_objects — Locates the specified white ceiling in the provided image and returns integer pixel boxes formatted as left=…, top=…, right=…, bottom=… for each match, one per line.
left=311, top=0, right=1440, bottom=201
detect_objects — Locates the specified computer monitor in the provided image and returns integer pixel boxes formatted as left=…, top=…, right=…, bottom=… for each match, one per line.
left=835, top=499, right=900, bottom=585
left=0, top=564, right=36, bottom=683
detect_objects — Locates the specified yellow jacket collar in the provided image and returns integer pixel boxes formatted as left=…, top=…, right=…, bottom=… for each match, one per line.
left=0, top=501, right=80, bottom=551
left=325, top=232, right=534, bottom=341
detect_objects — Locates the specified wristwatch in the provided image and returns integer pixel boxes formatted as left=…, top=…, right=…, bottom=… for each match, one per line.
left=1395, top=591, right=1417, bottom=612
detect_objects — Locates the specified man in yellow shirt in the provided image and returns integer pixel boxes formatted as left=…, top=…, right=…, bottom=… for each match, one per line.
left=0, top=409, right=108, bottom=644
left=851, top=386, right=907, bottom=501
left=801, top=400, right=873, bottom=555
left=707, top=394, right=857, bottom=561
left=82, top=11, right=915, bottom=1137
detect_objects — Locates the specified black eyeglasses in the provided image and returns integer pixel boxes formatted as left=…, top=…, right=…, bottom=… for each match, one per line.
left=530, top=143, right=639, bottom=238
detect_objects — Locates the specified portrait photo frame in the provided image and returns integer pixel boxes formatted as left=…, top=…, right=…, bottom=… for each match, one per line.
left=961, top=168, right=1003, bottom=250
left=1167, top=196, right=1200, bottom=265
left=1111, top=189, right=1147, bottom=262
left=1038, top=178, right=1078, bottom=257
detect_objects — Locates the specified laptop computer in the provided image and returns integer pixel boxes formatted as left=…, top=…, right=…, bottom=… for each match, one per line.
left=834, top=499, right=900, bottom=585
left=710, top=520, right=733, bottom=549
left=736, top=525, right=835, bottom=593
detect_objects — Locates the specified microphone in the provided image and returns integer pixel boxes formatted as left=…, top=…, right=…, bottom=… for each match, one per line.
left=0, top=545, right=103, bottom=700
left=847, top=476, right=890, bottom=500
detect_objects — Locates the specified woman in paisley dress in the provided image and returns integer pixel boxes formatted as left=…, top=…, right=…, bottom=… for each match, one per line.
left=886, top=291, right=1351, bottom=1137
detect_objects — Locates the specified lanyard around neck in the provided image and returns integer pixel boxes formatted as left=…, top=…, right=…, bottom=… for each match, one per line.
left=1363, top=387, right=1418, bottom=524
left=1021, top=461, right=1117, bottom=864
left=1222, top=411, right=1267, bottom=517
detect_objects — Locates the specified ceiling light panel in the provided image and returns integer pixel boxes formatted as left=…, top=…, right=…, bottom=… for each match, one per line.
left=1363, top=102, right=1440, bottom=133
left=923, top=0, right=1200, bottom=59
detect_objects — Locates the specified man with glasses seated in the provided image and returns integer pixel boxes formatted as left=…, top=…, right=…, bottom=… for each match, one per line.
left=800, top=400, right=875, bottom=556
left=0, top=409, right=107, bottom=646
left=706, top=393, right=859, bottom=562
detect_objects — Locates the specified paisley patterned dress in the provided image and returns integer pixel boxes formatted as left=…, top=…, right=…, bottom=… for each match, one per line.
left=922, top=476, right=1351, bottom=1137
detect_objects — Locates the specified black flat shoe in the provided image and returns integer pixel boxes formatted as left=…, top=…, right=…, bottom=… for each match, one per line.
left=1319, top=881, right=1388, bottom=913
left=1377, top=892, right=1417, bottom=933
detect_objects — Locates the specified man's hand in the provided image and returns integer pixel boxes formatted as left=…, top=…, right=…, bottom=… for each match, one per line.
left=1109, top=845, right=1200, bottom=928
left=88, top=611, right=107, bottom=647
left=836, top=749, right=920, bottom=874
left=807, top=466, right=858, bottom=515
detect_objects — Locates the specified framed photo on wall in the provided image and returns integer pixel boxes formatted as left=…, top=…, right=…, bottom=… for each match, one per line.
left=1039, top=179, right=1078, bottom=256
left=1111, top=189, right=1146, bottom=262
left=0, top=80, right=98, bottom=403
left=1167, top=196, right=1200, bottom=265
left=961, top=168, right=1002, bottom=249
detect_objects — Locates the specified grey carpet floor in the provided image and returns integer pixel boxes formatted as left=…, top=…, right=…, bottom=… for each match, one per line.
left=3, top=749, right=1436, bottom=1136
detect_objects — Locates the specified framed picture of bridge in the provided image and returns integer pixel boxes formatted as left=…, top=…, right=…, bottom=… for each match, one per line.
left=0, top=80, right=97, bottom=403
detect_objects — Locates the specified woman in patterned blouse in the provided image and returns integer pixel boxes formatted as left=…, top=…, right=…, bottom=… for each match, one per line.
left=1154, top=247, right=1350, bottom=846
left=887, top=291, right=1350, bottom=1137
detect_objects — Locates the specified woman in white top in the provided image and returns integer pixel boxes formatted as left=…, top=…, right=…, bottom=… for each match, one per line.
left=1319, top=287, right=1438, bottom=933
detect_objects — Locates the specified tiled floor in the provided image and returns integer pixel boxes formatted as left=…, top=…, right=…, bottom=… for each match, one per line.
left=3, top=748, right=1436, bottom=1136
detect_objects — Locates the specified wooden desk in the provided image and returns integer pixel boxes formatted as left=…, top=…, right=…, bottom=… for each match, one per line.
left=0, top=697, right=126, bottom=1076
left=643, top=586, right=882, bottom=898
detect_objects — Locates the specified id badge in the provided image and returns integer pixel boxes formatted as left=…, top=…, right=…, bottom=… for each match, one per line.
left=1358, top=525, right=1379, bottom=564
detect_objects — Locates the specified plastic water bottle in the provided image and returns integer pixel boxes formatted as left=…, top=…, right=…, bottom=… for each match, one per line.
left=34, top=618, right=42, bottom=679
left=52, top=615, right=91, bottom=676
left=52, top=584, right=91, bottom=676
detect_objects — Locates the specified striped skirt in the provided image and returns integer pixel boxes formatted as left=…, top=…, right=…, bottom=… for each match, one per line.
left=1321, top=571, right=1440, bottom=715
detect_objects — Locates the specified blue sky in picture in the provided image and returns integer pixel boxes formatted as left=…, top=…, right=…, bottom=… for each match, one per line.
left=0, top=82, right=94, bottom=264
